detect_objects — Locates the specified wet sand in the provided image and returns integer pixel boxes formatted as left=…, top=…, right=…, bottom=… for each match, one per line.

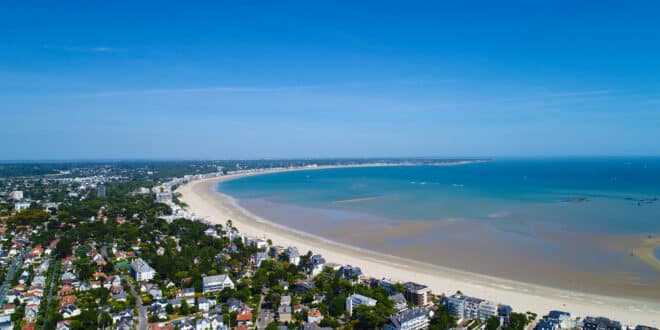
left=177, top=169, right=660, bottom=326
left=632, top=237, right=660, bottom=273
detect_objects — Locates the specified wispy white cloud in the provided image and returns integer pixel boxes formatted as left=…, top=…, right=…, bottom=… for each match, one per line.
left=78, top=80, right=434, bottom=97
left=42, top=44, right=121, bottom=53
left=545, top=90, right=619, bottom=97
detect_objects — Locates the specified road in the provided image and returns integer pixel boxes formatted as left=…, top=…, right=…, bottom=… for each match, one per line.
left=39, top=257, right=58, bottom=330
left=0, top=246, right=28, bottom=306
left=256, top=294, right=274, bottom=329
left=124, top=275, right=147, bottom=330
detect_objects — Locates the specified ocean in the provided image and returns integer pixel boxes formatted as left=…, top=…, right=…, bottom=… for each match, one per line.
left=218, top=158, right=660, bottom=299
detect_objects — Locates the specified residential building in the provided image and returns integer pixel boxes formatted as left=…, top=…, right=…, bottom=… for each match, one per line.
left=278, top=306, right=292, bottom=323
left=9, top=191, right=23, bottom=201
left=255, top=251, right=268, bottom=267
left=338, top=265, right=363, bottom=283
left=130, top=258, right=156, bottom=281
left=498, top=305, right=513, bottom=327
left=310, top=254, right=326, bottom=276
left=0, top=314, right=11, bottom=330
left=444, top=294, right=497, bottom=321
left=389, top=293, right=408, bottom=312
left=582, top=317, right=622, bottom=330
left=346, top=294, right=377, bottom=315
left=14, top=202, right=31, bottom=212
left=403, top=282, right=432, bottom=306
left=543, top=310, right=573, bottom=329
left=156, top=191, right=172, bottom=203
left=385, top=307, right=430, bottom=330
left=202, top=274, right=234, bottom=293
left=287, top=247, right=300, bottom=265
left=308, top=309, right=323, bottom=324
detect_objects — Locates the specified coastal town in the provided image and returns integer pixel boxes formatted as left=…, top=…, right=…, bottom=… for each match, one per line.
left=0, top=161, right=656, bottom=330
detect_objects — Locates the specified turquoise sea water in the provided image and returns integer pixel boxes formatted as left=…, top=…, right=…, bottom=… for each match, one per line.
left=218, top=158, right=660, bottom=296
left=220, top=158, right=660, bottom=234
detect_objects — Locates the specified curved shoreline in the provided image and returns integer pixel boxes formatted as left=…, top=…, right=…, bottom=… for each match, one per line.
left=177, top=166, right=660, bottom=326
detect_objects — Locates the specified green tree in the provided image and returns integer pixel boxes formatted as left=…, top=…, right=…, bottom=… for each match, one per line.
left=180, top=299, right=190, bottom=315
left=505, top=312, right=530, bottom=330
left=266, top=321, right=280, bottom=330
left=429, top=306, right=457, bottom=330
left=487, top=316, right=500, bottom=330
left=100, top=312, right=112, bottom=328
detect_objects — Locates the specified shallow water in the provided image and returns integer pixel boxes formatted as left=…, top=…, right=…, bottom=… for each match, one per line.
left=219, top=158, right=660, bottom=299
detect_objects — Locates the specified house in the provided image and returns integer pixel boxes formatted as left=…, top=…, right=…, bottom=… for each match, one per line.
left=58, top=295, right=77, bottom=308
left=338, top=265, right=363, bottom=283
left=195, top=317, right=211, bottom=330
left=384, top=307, right=430, bottom=330
left=225, top=298, right=243, bottom=313
left=58, top=285, right=73, bottom=296
left=113, top=291, right=128, bottom=302
left=202, top=274, right=234, bottom=293
left=278, top=306, right=292, bottom=323
left=287, top=247, right=300, bottom=265
left=55, top=320, right=70, bottom=330
left=255, top=252, right=268, bottom=267
left=294, top=281, right=314, bottom=294
left=2, top=305, right=15, bottom=314
left=209, top=311, right=226, bottom=330
left=60, top=272, right=77, bottom=285
left=444, top=294, right=497, bottom=321
left=60, top=304, right=81, bottom=319
left=197, top=297, right=216, bottom=312
left=177, top=288, right=196, bottom=305
left=281, top=295, right=291, bottom=306
left=24, top=303, right=40, bottom=321
left=0, top=314, right=11, bottom=330
left=346, top=294, right=377, bottom=315
left=149, top=288, right=163, bottom=300
left=236, top=311, right=253, bottom=325
left=168, top=298, right=182, bottom=309
left=6, top=290, right=23, bottom=304
left=112, top=308, right=134, bottom=324
left=307, top=309, right=323, bottom=324
left=203, top=227, right=219, bottom=238
left=29, top=245, right=43, bottom=258
left=310, top=255, right=326, bottom=276
left=31, top=275, right=46, bottom=289
left=130, top=258, right=156, bottom=281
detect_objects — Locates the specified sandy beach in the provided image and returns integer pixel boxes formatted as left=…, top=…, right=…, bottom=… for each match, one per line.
left=177, top=167, right=660, bottom=327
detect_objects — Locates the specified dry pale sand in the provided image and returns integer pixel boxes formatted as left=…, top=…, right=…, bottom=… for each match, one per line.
left=177, top=169, right=660, bottom=327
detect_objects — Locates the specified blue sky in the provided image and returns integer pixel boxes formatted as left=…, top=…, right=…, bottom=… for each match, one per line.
left=1, top=1, right=659, bottom=160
